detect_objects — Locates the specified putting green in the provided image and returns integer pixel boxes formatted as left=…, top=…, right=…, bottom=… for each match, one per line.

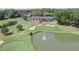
left=0, top=41, right=32, bottom=51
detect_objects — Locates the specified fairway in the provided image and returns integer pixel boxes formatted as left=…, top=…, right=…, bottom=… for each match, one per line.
left=0, top=41, right=32, bottom=51
left=0, top=18, right=34, bottom=51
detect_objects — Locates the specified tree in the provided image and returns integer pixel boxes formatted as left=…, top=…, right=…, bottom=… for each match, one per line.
left=7, top=21, right=17, bottom=26
left=29, top=32, right=33, bottom=36
left=55, top=10, right=72, bottom=25
left=1, top=27, right=9, bottom=34
left=1, top=21, right=17, bottom=28
left=16, top=24, right=23, bottom=31
left=0, top=11, right=5, bottom=20
left=21, top=14, right=27, bottom=21
left=4, top=9, right=15, bottom=18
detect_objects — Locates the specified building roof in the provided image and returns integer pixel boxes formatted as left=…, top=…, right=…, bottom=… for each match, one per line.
left=28, top=16, right=55, bottom=20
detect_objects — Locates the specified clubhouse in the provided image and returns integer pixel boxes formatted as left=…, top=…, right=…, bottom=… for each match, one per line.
left=27, top=16, right=55, bottom=22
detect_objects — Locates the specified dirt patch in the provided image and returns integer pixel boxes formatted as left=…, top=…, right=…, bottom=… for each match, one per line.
left=0, top=40, right=4, bottom=45
left=45, top=24, right=55, bottom=27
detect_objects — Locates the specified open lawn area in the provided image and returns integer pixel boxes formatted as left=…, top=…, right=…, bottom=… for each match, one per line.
left=0, top=18, right=79, bottom=50
left=0, top=18, right=34, bottom=51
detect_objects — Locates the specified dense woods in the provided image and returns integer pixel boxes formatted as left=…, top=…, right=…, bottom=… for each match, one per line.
left=55, top=9, right=79, bottom=27
left=0, top=8, right=79, bottom=27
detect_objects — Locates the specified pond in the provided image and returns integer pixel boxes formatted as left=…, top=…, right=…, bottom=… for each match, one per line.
left=32, top=32, right=79, bottom=51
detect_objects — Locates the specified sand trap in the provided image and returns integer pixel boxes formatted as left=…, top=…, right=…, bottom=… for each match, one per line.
left=0, top=40, right=4, bottom=45
left=45, top=24, right=55, bottom=27
left=29, top=26, right=36, bottom=30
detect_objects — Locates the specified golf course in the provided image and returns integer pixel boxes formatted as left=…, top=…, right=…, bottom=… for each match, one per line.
left=0, top=18, right=79, bottom=51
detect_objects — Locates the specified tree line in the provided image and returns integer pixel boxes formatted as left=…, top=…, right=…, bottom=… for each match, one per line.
left=0, top=9, right=20, bottom=20
left=55, top=9, right=79, bottom=27
left=0, top=8, right=55, bottom=20
left=0, top=8, right=79, bottom=27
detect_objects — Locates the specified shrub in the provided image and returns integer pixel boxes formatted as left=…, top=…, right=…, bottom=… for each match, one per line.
left=2, top=21, right=17, bottom=28
left=7, top=21, right=17, bottom=26
left=2, top=23, right=7, bottom=27
left=21, top=15, right=27, bottom=21
left=16, top=24, right=23, bottom=31
left=29, top=32, right=33, bottom=36
left=1, top=27, right=9, bottom=34
left=4, top=31, right=13, bottom=35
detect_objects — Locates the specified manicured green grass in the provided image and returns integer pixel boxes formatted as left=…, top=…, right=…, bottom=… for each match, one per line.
left=0, top=18, right=34, bottom=51
left=34, top=25, right=79, bottom=33
left=0, top=41, right=33, bottom=51
left=0, top=18, right=79, bottom=51
left=1, top=30, right=34, bottom=51
left=0, top=18, right=30, bottom=31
